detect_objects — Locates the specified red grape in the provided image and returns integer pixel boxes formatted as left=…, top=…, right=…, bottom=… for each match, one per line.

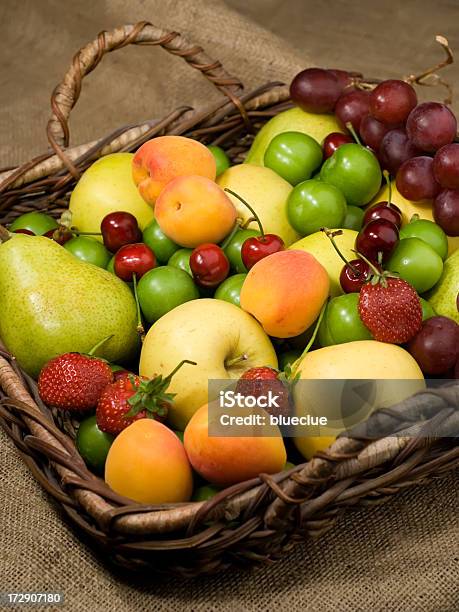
left=323, top=132, right=354, bottom=159
left=407, top=316, right=459, bottom=375
left=335, top=90, right=371, bottom=132
left=378, top=129, right=420, bottom=175
left=290, top=68, right=342, bottom=113
left=369, top=80, right=417, bottom=125
left=406, top=102, right=457, bottom=152
left=433, top=143, right=459, bottom=190
left=396, top=156, right=440, bottom=201
left=433, top=189, right=459, bottom=236
left=360, top=115, right=390, bottom=151
left=356, top=219, right=399, bottom=262
left=327, top=69, right=354, bottom=92
left=363, top=201, right=402, bottom=228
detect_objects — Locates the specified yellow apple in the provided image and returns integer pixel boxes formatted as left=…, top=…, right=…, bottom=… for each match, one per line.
left=245, top=107, right=343, bottom=166
left=370, top=181, right=459, bottom=256
left=289, top=229, right=357, bottom=296
left=139, top=298, right=278, bottom=430
left=217, top=164, right=300, bottom=246
left=292, top=341, right=425, bottom=461
left=69, top=153, right=154, bottom=239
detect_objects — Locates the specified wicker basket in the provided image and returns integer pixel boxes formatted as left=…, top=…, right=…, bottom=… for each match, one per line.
left=0, top=21, right=457, bottom=578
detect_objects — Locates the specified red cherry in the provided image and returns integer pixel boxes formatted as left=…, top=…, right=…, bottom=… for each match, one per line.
left=323, top=132, right=354, bottom=159
left=241, top=234, right=285, bottom=270
left=339, top=258, right=379, bottom=293
left=13, top=229, right=35, bottom=235
left=114, top=243, right=156, bottom=281
left=363, top=201, right=402, bottom=228
left=101, top=212, right=142, bottom=253
left=190, top=243, right=229, bottom=288
left=356, top=219, right=399, bottom=263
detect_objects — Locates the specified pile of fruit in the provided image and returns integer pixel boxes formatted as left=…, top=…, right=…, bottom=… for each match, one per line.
left=0, top=65, right=458, bottom=506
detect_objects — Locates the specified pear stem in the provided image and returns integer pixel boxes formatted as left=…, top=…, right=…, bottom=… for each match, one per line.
left=291, top=300, right=328, bottom=377
left=0, top=224, right=12, bottom=243
left=224, top=188, right=265, bottom=237
left=345, top=122, right=362, bottom=146
left=321, top=227, right=360, bottom=275
left=132, top=274, right=145, bottom=343
left=88, top=334, right=114, bottom=356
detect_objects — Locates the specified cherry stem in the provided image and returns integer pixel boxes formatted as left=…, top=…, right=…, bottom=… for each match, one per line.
left=351, top=249, right=381, bottom=277
left=225, top=353, right=248, bottom=368
left=220, top=220, right=241, bottom=250
left=72, top=230, right=103, bottom=237
left=87, top=334, right=114, bottom=356
left=345, top=122, right=362, bottom=146
left=132, top=274, right=145, bottom=343
left=291, top=300, right=328, bottom=377
left=0, top=224, right=12, bottom=243
left=383, top=170, right=393, bottom=206
left=164, top=359, right=197, bottom=383
left=320, top=227, right=360, bottom=275
left=224, top=188, right=265, bottom=237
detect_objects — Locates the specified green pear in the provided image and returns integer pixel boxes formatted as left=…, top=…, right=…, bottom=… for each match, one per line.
left=69, top=153, right=154, bottom=240
left=426, top=250, right=459, bottom=324
left=245, top=107, right=342, bottom=166
left=0, top=233, right=139, bottom=377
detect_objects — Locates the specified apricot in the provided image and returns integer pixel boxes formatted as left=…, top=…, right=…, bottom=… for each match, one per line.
left=184, top=403, right=286, bottom=487
left=155, top=175, right=237, bottom=248
left=105, top=419, right=193, bottom=504
left=132, top=136, right=216, bottom=205
left=240, top=249, right=330, bottom=338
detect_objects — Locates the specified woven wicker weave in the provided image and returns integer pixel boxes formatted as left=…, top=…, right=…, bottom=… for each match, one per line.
left=0, top=21, right=457, bottom=577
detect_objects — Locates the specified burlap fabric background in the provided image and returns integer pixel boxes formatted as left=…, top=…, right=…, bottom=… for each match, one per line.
left=0, top=1, right=458, bottom=610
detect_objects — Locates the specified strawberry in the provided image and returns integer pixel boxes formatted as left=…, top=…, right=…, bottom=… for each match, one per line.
left=236, top=367, right=292, bottom=418
left=38, top=353, right=113, bottom=411
left=96, top=360, right=195, bottom=435
left=358, top=275, right=422, bottom=343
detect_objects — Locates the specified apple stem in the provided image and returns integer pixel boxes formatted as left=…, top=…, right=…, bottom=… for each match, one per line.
left=290, top=300, right=328, bottom=377
left=87, top=334, right=114, bottom=356
left=132, top=273, right=145, bottom=343
left=0, top=224, right=12, bottom=243
left=320, top=227, right=360, bottom=275
left=224, top=188, right=265, bottom=237
left=220, top=220, right=241, bottom=250
left=345, top=122, right=362, bottom=146
left=225, top=353, right=248, bottom=368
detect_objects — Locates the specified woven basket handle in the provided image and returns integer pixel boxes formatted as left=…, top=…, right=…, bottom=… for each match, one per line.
left=47, top=21, right=243, bottom=155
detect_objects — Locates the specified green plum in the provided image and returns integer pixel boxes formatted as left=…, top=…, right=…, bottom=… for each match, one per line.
left=192, top=484, right=221, bottom=502
left=264, top=131, right=323, bottom=185
left=420, top=297, right=436, bottom=321
left=214, top=273, right=246, bottom=307
left=278, top=349, right=301, bottom=371
left=387, top=238, right=443, bottom=294
left=223, top=228, right=260, bottom=273
left=318, top=293, right=373, bottom=347
left=287, top=179, right=347, bottom=235
left=142, top=219, right=179, bottom=263
left=168, top=248, right=193, bottom=276
left=208, top=145, right=230, bottom=176
left=76, top=415, right=114, bottom=474
left=137, top=265, right=199, bottom=322
left=64, top=236, right=111, bottom=268
left=343, top=205, right=365, bottom=231
left=320, top=143, right=382, bottom=206
left=399, top=218, right=448, bottom=261
left=9, top=211, right=59, bottom=236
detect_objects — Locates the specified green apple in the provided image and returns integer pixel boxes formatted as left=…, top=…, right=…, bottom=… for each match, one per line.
left=289, top=229, right=358, bottom=296
left=217, top=164, right=300, bottom=246
left=139, top=298, right=278, bottom=429
left=245, top=107, right=342, bottom=166
left=69, top=153, right=154, bottom=239
left=426, top=249, right=459, bottom=323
